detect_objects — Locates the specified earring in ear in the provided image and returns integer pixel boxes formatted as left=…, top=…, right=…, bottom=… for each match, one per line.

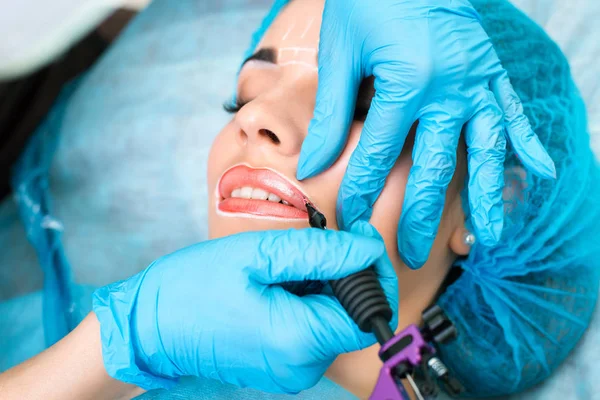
left=463, top=232, right=476, bottom=246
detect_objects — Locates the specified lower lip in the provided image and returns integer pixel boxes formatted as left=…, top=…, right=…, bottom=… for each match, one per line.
left=218, top=198, right=307, bottom=219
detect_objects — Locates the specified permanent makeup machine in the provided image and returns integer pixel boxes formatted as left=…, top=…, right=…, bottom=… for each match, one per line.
left=305, top=201, right=464, bottom=400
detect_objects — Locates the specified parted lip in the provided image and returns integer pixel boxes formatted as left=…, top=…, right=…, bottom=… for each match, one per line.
left=216, top=164, right=312, bottom=219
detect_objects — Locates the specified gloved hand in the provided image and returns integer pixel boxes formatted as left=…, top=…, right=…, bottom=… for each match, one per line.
left=93, top=225, right=397, bottom=393
left=297, top=0, right=556, bottom=269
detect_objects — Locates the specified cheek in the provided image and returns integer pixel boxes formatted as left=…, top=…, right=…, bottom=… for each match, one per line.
left=207, top=126, right=234, bottom=193
left=207, top=125, right=241, bottom=236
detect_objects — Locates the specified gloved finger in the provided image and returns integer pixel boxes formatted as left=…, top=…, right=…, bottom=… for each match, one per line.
left=337, top=67, right=423, bottom=229
left=248, top=229, right=386, bottom=284
left=348, top=220, right=398, bottom=330
left=491, top=71, right=556, bottom=179
left=464, top=94, right=507, bottom=246
left=398, top=111, right=462, bottom=269
left=296, top=22, right=360, bottom=180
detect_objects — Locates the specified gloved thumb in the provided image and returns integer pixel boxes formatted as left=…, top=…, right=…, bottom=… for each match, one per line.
left=248, top=228, right=385, bottom=284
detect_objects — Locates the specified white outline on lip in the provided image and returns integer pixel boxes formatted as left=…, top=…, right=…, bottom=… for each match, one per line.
left=214, top=162, right=314, bottom=221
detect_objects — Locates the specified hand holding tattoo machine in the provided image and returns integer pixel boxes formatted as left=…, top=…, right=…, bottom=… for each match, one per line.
left=305, top=201, right=464, bottom=400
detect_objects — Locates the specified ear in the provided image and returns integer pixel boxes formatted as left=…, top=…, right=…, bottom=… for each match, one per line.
left=449, top=225, right=474, bottom=257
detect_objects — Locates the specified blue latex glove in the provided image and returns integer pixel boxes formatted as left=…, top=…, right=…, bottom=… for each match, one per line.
left=93, top=225, right=397, bottom=393
left=297, top=0, right=556, bottom=269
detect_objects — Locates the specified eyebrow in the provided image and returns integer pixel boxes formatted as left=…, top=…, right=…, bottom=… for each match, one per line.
left=242, top=48, right=277, bottom=66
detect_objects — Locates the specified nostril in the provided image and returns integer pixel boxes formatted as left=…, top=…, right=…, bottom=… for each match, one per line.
left=259, top=129, right=281, bottom=145
left=237, top=129, right=248, bottom=146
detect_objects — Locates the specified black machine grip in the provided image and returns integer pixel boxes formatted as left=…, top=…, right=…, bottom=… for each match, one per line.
left=305, top=201, right=394, bottom=344
left=330, top=267, right=393, bottom=341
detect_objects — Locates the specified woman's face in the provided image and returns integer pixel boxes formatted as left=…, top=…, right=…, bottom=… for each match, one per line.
left=207, top=0, right=466, bottom=394
left=209, top=0, right=412, bottom=237
left=208, top=0, right=464, bottom=267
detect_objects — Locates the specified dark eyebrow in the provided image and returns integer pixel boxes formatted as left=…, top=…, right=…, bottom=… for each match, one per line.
left=242, top=48, right=277, bottom=67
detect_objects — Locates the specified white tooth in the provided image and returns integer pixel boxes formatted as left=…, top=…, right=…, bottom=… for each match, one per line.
left=267, top=193, right=282, bottom=202
left=251, top=188, right=269, bottom=200
left=282, top=200, right=290, bottom=206
left=231, top=188, right=242, bottom=198
left=240, top=187, right=253, bottom=199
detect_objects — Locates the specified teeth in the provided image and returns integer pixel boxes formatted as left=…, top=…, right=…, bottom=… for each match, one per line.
left=251, top=188, right=269, bottom=200
left=267, top=193, right=281, bottom=202
left=229, top=186, right=292, bottom=206
left=240, top=187, right=253, bottom=199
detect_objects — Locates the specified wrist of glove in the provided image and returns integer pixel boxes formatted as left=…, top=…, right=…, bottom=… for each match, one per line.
left=94, top=268, right=180, bottom=391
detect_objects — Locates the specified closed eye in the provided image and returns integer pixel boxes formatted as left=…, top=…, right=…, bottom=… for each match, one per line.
left=223, top=97, right=249, bottom=114
left=223, top=77, right=374, bottom=119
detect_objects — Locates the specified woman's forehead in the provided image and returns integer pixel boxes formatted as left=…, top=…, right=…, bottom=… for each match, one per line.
left=258, top=0, right=324, bottom=51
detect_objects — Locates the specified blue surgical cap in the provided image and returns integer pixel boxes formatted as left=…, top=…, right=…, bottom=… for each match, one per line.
left=241, top=0, right=600, bottom=396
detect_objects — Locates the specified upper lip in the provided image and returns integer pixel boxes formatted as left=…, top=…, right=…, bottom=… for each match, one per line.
left=217, top=164, right=311, bottom=212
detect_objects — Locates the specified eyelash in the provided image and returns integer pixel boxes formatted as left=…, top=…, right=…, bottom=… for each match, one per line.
left=223, top=99, right=248, bottom=114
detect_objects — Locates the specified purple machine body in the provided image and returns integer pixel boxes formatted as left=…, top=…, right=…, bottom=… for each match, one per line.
left=371, top=325, right=428, bottom=400
left=369, top=307, right=464, bottom=400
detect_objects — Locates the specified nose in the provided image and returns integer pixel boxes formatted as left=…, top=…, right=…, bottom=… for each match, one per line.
left=233, top=93, right=306, bottom=157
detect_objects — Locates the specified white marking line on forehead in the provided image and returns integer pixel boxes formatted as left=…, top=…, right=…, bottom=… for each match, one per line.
left=278, top=60, right=318, bottom=72
left=281, top=23, right=296, bottom=41
left=278, top=47, right=318, bottom=71
left=243, top=59, right=280, bottom=71
left=278, top=47, right=317, bottom=58
left=300, top=17, right=315, bottom=39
